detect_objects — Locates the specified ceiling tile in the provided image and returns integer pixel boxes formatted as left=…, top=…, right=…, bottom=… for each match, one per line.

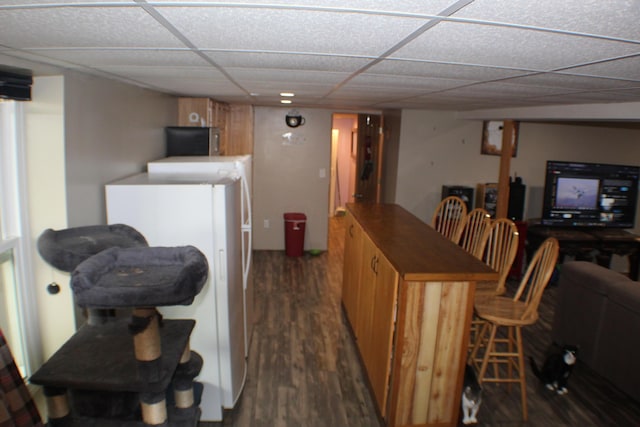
left=204, top=51, right=372, bottom=73
left=393, top=21, right=640, bottom=71
left=24, top=49, right=209, bottom=68
left=156, top=6, right=425, bottom=56
left=505, top=72, right=640, bottom=90
left=453, top=0, right=640, bottom=41
left=561, top=56, right=640, bottom=80
left=150, top=0, right=457, bottom=15
left=345, top=73, right=467, bottom=94
left=368, top=59, right=528, bottom=81
left=0, top=5, right=183, bottom=49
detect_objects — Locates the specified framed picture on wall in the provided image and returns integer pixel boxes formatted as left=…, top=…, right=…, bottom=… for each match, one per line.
left=481, top=120, right=519, bottom=157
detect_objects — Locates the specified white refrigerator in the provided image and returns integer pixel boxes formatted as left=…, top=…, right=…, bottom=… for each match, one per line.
left=105, top=172, right=246, bottom=421
left=146, top=155, right=253, bottom=354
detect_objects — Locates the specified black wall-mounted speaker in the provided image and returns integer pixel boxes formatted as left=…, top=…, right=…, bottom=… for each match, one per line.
left=508, top=177, right=526, bottom=221
left=0, top=66, right=33, bottom=101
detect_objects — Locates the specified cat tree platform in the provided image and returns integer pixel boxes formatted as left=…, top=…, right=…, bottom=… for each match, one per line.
left=31, top=227, right=208, bottom=427
left=30, top=319, right=201, bottom=427
left=37, top=224, right=148, bottom=273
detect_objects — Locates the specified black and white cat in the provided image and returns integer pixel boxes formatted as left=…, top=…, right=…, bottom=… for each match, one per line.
left=461, top=364, right=482, bottom=425
left=530, top=344, right=578, bottom=395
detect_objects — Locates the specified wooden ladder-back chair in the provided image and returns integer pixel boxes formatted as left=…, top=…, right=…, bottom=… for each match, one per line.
left=431, top=196, right=468, bottom=243
left=469, top=237, right=560, bottom=421
left=469, top=218, right=519, bottom=348
left=476, top=218, right=519, bottom=297
left=458, top=208, right=492, bottom=259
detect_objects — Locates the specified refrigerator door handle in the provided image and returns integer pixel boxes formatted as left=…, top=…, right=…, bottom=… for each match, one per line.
left=219, top=249, right=226, bottom=281
left=237, top=160, right=252, bottom=228
left=242, top=229, right=252, bottom=289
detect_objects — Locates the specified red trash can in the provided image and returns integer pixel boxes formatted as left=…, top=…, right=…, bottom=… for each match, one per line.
left=284, top=213, right=306, bottom=257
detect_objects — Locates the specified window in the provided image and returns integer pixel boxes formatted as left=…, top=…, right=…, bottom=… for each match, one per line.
left=0, top=100, right=41, bottom=378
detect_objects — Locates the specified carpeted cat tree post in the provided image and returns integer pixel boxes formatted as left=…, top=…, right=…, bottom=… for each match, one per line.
left=31, top=225, right=207, bottom=427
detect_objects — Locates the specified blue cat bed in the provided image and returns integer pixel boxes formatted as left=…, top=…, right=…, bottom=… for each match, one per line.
left=37, top=224, right=148, bottom=273
left=71, top=246, right=208, bottom=309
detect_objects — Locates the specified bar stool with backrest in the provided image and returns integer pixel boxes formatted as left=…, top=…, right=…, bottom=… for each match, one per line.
left=469, top=237, right=559, bottom=421
left=458, top=208, right=492, bottom=259
left=468, top=218, right=520, bottom=347
left=476, top=218, right=520, bottom=297
left=431, top=195, right=468, bottom=243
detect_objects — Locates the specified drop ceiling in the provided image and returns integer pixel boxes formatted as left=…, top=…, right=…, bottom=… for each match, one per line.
left=1, top=0, right=640, bottom=112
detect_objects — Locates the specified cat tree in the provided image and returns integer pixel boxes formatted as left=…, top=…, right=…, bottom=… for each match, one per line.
left=31, top=225, right=207, bottom=426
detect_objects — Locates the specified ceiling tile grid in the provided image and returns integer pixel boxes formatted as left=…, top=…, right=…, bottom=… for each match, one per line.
left=1, top=0, right=640, bottom=111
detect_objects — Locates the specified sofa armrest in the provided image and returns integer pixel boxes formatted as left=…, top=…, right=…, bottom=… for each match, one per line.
left=552, top=261, right=630, bottom=367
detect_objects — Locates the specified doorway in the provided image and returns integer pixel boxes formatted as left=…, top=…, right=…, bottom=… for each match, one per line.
left=330, top=114, right=358, bottom=216
left=330, top=113, right=383, bottom=217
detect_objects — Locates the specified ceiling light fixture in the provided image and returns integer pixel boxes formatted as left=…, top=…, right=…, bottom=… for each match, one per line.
left=280, top=92, right=295, bottom=97
left=280, top=99, right=292, bottom=104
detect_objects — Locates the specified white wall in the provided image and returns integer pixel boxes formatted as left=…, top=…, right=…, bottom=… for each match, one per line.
left=24, top=76, right=74, bottom=360
left=253, top=107, right=332, bottom=251
left=63, top=70, right=176, bottom=227
left=396, top=110, right=640, bottom=231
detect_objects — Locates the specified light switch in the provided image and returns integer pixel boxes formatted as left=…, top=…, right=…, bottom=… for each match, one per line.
left=319, top=168, right=326, bottom=178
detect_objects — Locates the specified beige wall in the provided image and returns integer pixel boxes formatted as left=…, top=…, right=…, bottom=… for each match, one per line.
left=396, top=109, right=640, bottom=231
left=253, top=107, right=332, bottom=251
left=64, top=70, right=177, bottom=227
left=24, top=72, right=177, bottom=358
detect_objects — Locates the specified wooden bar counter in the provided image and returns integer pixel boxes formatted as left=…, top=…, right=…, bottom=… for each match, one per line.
left=342, top=203, right=497, bottom=427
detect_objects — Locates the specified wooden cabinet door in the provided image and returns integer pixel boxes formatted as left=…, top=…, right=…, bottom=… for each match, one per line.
left=356, top=233, right=377, bottom=361
left=178, top=97, right=211, bottom=127
left=341, top=213, right=363, bottom=329
left=368, top=252, right=398, bottom=417
left=211, top=101, right=229, bottom=154
left=352, top=231, right=399, bottom=418
left=227, top=104, right=254, bottom=155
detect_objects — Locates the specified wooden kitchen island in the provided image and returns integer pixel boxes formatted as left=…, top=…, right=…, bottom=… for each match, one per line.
left=342, top=203, right=498, bottom=427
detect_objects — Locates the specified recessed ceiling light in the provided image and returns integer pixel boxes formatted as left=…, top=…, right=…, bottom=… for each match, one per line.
left=280, top=92, right=295, bottom=97
left=280, top=99, right=293, bottom=104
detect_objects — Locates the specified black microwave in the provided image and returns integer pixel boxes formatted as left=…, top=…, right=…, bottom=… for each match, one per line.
left=165, top=126, right=220, bottom=156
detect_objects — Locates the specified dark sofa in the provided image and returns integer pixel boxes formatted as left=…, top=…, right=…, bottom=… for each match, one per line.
left=552, top=261, right=640, bottom=403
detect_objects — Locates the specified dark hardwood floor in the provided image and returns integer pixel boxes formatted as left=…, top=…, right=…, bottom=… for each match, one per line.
left=201, top=216, right=640, bottom=427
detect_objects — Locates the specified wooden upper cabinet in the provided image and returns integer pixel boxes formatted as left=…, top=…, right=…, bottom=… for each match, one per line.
left=177, top=97, right=254, bottom=156
left=178, top=97, right=212, bottom=127
left=227, top=104, right=254, bottom=155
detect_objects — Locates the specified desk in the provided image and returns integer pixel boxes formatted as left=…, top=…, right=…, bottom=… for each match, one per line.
left=526, top=225, right=640, bottom=280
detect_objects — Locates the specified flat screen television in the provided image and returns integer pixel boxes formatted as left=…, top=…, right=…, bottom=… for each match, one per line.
left=541, top=160, right=639, bottom=228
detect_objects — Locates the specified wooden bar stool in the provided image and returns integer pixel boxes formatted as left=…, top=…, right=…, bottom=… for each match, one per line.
left=476, top=218, right=520, bottom=297
left=431, top=195, right=468, bottom=243
left=469, top=237, right=559, bottom=421
left=458, top=208, right=492, bottom=259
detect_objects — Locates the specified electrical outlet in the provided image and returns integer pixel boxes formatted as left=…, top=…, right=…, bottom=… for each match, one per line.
left=264, top=219, right=270, bottom=228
